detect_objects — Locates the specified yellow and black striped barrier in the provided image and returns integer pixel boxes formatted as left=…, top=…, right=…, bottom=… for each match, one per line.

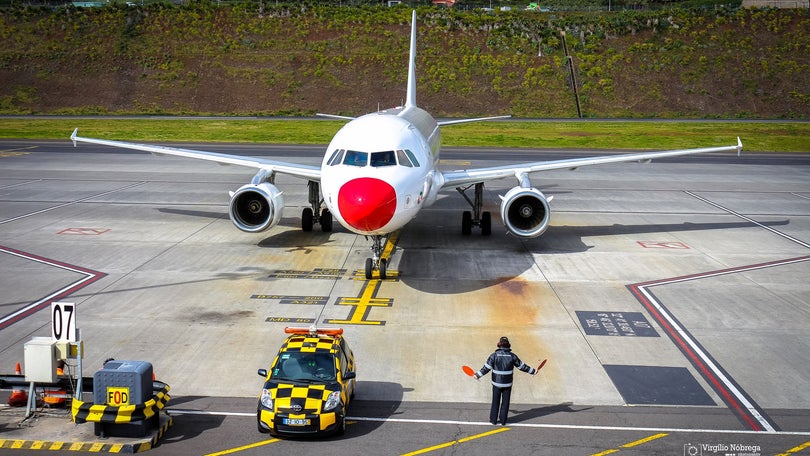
left=0, top=414, right=173, bottom=453
left=71, top=383, right=171, bottom=424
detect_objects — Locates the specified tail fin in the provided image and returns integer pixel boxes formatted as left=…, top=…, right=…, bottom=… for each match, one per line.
left=405, top=10, right=417, bottom=109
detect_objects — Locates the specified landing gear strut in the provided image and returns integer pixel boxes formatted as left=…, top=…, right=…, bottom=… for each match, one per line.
left=301, top=181, right=332, bottom=232
left=364, top=235, right=387, bottom=280
left=456, top=182, right=491, bottom=236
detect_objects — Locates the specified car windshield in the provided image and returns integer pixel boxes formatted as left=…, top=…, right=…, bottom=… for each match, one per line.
left=271, top=352, right=336, bottom=382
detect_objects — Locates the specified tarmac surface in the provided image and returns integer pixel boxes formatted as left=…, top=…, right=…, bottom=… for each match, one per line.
left=0, top=139, right=809, bottom=455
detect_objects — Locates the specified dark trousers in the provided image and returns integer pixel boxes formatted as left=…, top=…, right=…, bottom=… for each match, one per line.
left=489, top=385, right=512, bottom=425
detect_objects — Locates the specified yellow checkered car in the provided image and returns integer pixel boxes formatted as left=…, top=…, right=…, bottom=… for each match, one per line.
left=256, top=327, right=356, bottom=436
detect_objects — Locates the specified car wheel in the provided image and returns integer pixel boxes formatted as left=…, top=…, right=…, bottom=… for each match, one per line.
left=334, top=412, right=346, bottom=436
left=257, top=415, right=270, bottom=434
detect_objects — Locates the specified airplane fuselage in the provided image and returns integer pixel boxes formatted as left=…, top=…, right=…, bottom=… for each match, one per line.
left=320, top=106, right=442, bottom=236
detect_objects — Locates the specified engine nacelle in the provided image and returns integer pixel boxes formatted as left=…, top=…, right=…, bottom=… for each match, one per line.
left=229, top=182, right=284, bottom=233
left=500, top=186, right=551, bottom=238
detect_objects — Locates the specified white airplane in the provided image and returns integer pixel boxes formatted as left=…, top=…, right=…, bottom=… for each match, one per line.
left=71, top=11, right=742, bottom=280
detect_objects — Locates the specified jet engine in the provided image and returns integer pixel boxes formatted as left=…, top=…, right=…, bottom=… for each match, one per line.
left=499, top=186, right=551, bottom=238
left=229, top=182, right=284, bottom=233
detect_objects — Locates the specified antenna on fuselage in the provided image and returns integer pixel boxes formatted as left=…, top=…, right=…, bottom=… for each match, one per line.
left=405, top=10, right=417, bottom=109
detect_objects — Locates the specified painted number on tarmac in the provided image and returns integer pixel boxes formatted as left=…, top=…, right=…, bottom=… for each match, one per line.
left=576, top=311, right=659, bottom=337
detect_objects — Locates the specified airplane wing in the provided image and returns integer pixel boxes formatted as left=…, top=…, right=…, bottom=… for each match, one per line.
left=70, top=129, right=322, bottom=181
left=437, top=115, right=512, bottom=126
left=439, top=138, right=742, bottom=188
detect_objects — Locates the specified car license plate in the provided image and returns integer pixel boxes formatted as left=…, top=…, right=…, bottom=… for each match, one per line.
left=283, top=418, right=310, bottom=426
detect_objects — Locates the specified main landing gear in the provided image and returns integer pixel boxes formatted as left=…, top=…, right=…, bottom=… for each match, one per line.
left=364, top=235, right=388, bottom=280
left=301, top=181, right=332, bottom=232
left=457, top=182, right=492, bottom=236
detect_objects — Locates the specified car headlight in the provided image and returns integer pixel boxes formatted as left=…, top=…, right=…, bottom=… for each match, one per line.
left=260, top=389, right=274, bottom=409
left=323, top=391, right=341, bottom=412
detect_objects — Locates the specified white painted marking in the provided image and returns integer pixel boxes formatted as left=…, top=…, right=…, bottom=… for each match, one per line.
left=0, top=247, right=103, bottom=327
left=686, top=190, right=810, bottom=250
left=636, top=284, right=777, bottom=433
left=0, top=181, right=147, bottom=225
left=166, top=409, right=810, bottom=436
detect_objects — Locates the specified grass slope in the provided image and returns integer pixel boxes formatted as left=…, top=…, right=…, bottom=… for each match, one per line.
left=1, top=5, right=808, bottom=119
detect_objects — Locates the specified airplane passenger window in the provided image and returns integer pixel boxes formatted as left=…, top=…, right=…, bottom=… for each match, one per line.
left=404, top=149, right=420, bottom=167
left=396, top=150, right=413, bottom=167
left=327, top=149, right=345, bottom=166
left=343, top=150, right=368, bottom=167
left=371, top=151, right=396, bottom=167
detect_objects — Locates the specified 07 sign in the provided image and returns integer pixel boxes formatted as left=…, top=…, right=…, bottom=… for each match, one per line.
left=51, top=302, right=77, bottom=342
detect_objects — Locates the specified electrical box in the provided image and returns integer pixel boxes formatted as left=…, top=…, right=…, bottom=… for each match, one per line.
left=54, top=341, right=83, bottom=360
left=23, top=337, right=56, bottom=383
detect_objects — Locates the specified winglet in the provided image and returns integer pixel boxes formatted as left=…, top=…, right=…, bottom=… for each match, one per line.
left=71, top=128, right=78, bottom=147
left=405, top=10, right=417, bottom=109
left=736, top=137, right=743, bottom=157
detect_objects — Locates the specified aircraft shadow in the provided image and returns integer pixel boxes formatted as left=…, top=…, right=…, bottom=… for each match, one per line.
left=529, top=219, right=791, bottom=254
left=395, top=218, right=790, bottom=294
left=158, top=208, right=227, bottom=220
left=258, top=223, right=342, bottom=249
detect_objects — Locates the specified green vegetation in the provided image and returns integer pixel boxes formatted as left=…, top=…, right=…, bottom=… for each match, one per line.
left=1, top=117, right=806, bottom=152
left=0, top=4, right=808, bottom=119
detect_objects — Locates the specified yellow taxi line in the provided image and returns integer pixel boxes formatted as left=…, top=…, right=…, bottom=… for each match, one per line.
left=381, top=231, right=399, bottom=260
left=591, top=433, right=668, bottom=456
left=204, top=438, right=281, bottom=456
left=0, top=146, right=36, bottom=158
left=401, top=427, right=510, bottom=456
left=777, top=440, right=810, bottom=456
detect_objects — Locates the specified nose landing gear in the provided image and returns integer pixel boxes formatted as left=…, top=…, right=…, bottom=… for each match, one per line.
left=364, top=235, right=388, bottom=280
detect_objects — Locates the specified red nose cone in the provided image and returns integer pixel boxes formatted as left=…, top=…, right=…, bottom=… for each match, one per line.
left=338, top=178, right=397, bottom=232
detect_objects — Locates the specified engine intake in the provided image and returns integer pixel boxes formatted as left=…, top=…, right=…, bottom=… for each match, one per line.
left=500, top=186, right=550, bottom=238
left=229, top=182, right=284, bottom=233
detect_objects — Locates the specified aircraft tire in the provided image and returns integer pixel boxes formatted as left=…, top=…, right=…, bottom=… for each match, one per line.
left=320, top=209, right=333, bottom=232
left=379, top=258, right=387, bottom=280
left=481, top=211, right=492, bottom=236
left=302, top=208, right=314, bottom=231
left=365, top=258, right=373, bottom=280
left=461, top=211, right=472, bottom=235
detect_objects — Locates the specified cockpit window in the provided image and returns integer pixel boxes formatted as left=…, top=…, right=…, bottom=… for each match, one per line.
left=396, top=150, right=413, bottom=167
left=327, top=149, right=345, bottom=166
left=371, top=151, right=397, bottom=167
left=343, top=150, right=368, bottom=167
left=403, top=149, right=420, bottom=167
left=339, top=149, right=417, bottom=168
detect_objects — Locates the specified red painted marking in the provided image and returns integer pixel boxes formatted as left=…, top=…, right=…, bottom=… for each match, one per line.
left=624, top=255, right=810, bottom=432
left=0, top=245, right=106, bottom=330
left=58, top=228, right=111, bottom=235
left=628, top=285, right=764, bottom=431
left=637, top=241, right=690, bottom=249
